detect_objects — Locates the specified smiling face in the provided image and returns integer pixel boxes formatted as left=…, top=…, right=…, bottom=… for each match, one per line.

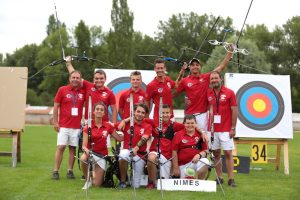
left=134, top=105, right=146, bottom=123
left=184, top=118, right=197, bottom=134
left=93, top=73, right=106, bottom=89
left=210, top=72, right=222, bottom=89
left=130, top=74, right=142, bottom=90
left=93, top=103, right=106, bottom=118
left=162, top=107, right=171, bottom=122
left=154, top=62, right=166, bottom=78
left=69, top=71, right=81, bottom=89
left=189, top=61, right=202, bottom=75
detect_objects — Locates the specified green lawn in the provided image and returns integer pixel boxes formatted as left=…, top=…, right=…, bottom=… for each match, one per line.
left=0, top=126, right=299, bottom=200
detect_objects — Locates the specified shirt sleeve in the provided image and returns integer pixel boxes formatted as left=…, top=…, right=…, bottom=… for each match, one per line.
left=230, top=90, right=237, bottom=107
left=176, top=78, right=185, bottom=93
left=173, top=122, right=185, bottom=132
left=118, top=92, right=126, bottom=110
left=172, top=132, right=181, bottom=151
left=107, top=123, right=115, bottom=135
left=108, top=91, right=116, bottom=105
left=143, top=123, right=152, bottom=137
left=54, top=87, right=63, bottom=103
left=145, top=84, right=154, bottom=101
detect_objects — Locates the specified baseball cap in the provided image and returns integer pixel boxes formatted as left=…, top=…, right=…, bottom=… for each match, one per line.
left=189, top=58, right=201, bottom=65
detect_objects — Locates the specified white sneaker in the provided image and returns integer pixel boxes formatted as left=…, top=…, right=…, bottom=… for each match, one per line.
left=82, top=181, right=92, bottom=190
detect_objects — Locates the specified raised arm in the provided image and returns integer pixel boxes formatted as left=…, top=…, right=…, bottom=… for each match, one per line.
left=65, top=56, right=75, bottom=74
left=175, top=62, right=187, bottom=88
left=213, top=44, right=234, bottom=73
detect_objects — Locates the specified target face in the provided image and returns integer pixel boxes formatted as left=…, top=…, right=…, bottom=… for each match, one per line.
left=106, top=77, right=147, bottom=120
left=236, top=81, right=284, bottom=131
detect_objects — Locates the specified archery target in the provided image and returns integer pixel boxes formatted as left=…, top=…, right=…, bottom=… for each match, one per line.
left=225, top=73, right=293, bottom=139
left=236, top=81, right=284, bottom=130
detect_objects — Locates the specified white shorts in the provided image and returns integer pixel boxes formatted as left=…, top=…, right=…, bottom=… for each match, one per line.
left=179, top=158, right=210, bottom=179
left=119, top=149, right=146, bottom=188
left=57, top=128, right=80, bottom=146
left=208, top=132, right=235, bottom=151
left=92, top=154, right=106, bottom=171
left=148, top=151, right=172, bottom=179
left=194, top=112, right=208, bottom=131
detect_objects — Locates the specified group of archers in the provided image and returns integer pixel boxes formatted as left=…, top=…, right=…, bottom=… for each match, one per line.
left=52, top=43, right=238, bottom=190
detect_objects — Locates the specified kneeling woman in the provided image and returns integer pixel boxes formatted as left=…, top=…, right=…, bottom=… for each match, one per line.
left=172, top=114, right=209, bottom=179
left=81, top=102, right=123, bottom=189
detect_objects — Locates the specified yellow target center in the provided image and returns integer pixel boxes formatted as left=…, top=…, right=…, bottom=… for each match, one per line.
left=253, top=99, right=266, bottom=112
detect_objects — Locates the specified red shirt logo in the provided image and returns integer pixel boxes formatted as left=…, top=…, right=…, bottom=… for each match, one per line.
left=138, top=96, right=144, bottom=102
left=102, top=92, right=108, bottom=97
left=102, top=131, right=108, bottom=137
left=167, top=82, right=171, bottom=88
left=187, top=82, right=193, bottom=87
left=140, top=128, right=144, bottom=135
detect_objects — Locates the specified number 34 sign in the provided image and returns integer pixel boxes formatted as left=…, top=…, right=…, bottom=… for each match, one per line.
left=251, top=142, right=268, bottom=163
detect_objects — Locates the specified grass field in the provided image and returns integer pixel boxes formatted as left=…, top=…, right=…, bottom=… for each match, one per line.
left=0, top=126, right=299, bottom=200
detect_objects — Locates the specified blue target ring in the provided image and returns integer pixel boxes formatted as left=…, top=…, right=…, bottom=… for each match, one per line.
left=236, top=81, right=284, bottom=130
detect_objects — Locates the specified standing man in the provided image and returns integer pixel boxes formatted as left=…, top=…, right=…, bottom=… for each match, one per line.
left=118, top=71, right=146, bottom=120
left=117, top=103, right=152, bottom=189
left=175, top=45, right=234, bottom=130
left=65, top=56, right=117, bottom=123
left=52, top=70, right=85, bottom=180
left=145, top=58, right=175, bottom=122
left=207, top=71, right=237, bottom=187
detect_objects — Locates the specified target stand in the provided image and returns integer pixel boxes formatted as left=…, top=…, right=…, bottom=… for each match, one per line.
left=233, top=138, right=289, bottom=175
left=0, top=129, right=22, bottom=167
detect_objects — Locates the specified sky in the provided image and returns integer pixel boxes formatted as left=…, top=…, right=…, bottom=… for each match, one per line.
left=0, top=0, right=299, bottom=56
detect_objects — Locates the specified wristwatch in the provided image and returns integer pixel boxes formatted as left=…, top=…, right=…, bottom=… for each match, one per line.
left=231, top=127, right=236, bottom=130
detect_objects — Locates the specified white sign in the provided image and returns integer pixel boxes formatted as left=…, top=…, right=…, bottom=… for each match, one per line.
left=225, top=73, right=293, bottom=139
left=157, top=179, right=216, bottom=192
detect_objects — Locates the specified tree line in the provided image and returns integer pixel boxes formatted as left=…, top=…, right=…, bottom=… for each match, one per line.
left=0, top=0, right=299, bottom=112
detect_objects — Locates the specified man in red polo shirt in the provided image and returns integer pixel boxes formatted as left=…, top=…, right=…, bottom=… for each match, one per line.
left=175, top=45, right=234, bottom=130
left=145, top=58, right=175, bottom=122
left=118, top=71, right=146, bottom=119
left=117, top=103, right=152, bottom=189
left=207, top=71, right=237, bottom=187
left=172, top=114, right=209, bottom=179
left=65, top=56, right=117, bottom=123
left=52, top=70, right=85, bottom=180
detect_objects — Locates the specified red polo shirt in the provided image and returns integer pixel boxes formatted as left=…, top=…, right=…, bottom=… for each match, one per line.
left=118, top=88, right=146, bottom=119
left=54, top=85, right=85, bottom=129
left=82, top=80, right=116, bottom=121
left=172, top=129, right=208, bottom=166
left=207, top=85, right=237, bottom=132
left=83, top=121, right=114, bottom=155
left=177, top=73, right=210, bottom=114
left=149, top=120, right=185, bottom=159
left=146, top=76, right=175, bottom=121
left=119, top=120, right=152, bottom=155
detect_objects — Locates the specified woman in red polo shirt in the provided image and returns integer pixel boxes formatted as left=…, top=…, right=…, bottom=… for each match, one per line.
left=80, top=101, right=123, bottom=189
